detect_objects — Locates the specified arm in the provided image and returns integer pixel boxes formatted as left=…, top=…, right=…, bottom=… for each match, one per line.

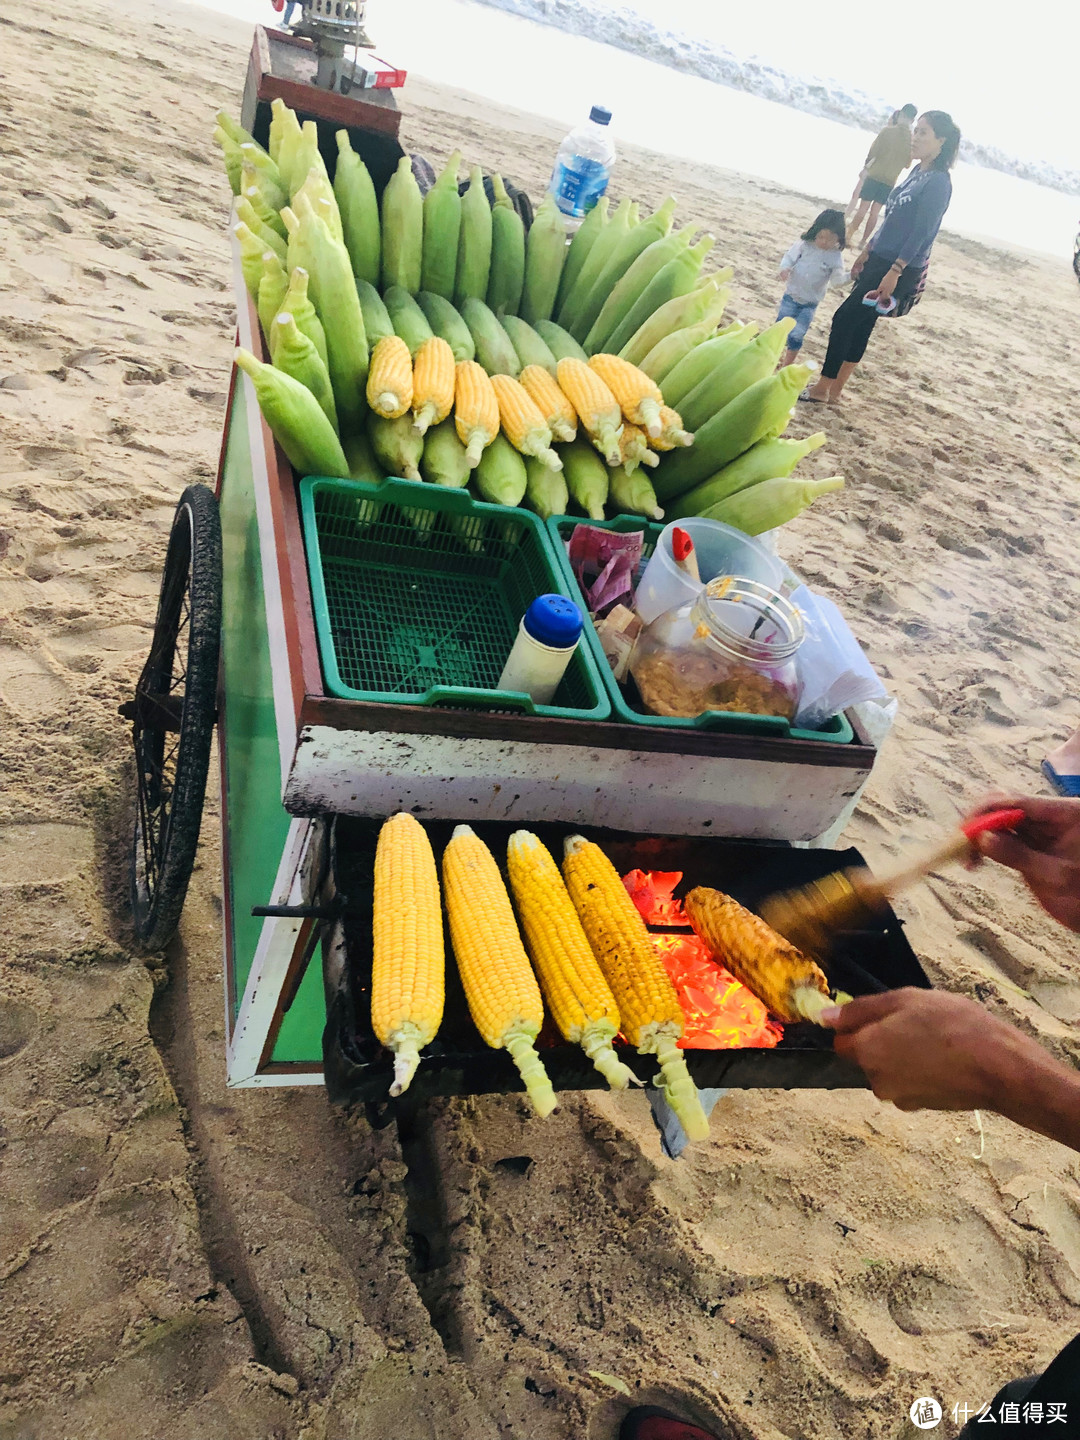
left=779, top=242, right=800, bottom=280
left=871, top=172, right=951, bottom=301
left=969, top=795, right=1080, bottom=931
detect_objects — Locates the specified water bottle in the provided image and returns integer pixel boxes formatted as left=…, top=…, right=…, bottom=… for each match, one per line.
left=549, top=106, right=615, bottom=220
left=496, top=594, right=584, bottom=705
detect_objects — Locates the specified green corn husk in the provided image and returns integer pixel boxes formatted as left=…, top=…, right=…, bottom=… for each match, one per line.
left=213, top=126, right=243, bottom=195
left=355, top=279, right=395, bottom=349
left=533, top=319, right=588, bottom=364
left=660, top=323, right=758, bottom=408
left=368, top=411, right=423, bottom=480
left=239, top=161, right=287, bottom=234
left=486, top=173, right=526, bottom=317
left=653, top=364, right=811, bottom=499
left=292, top=198, right=369, bottom=433
left=237, top=197, right=287, bottom=264
left=238, top=143, right=286, bottom=214
left=608, top=463, right=664, bottom=520
left=579, top=196, right=678, bottom=349
left=556, top=196, right=637, bottom=330
left=288, top=121, right=328, bottom=200
left=520, top=192, right=568, bottom=326
left=703, top=475, right=845, bottom=535
left=381, top=156, right=424, bottom=294
left=268, top=97, right=299, bottom=168
left=420, top=418, right=472, bottom=489
left=235, top=347, right=348, bottom=479
left=422, top=149, right=464, bottom=300
left=679, top=318, right=798, bottom=433
left=557, top=439, right=609, bottom=520
left=215, top=111, right=258, bottom=152
left=473, top=430, right=528, bottom=506
left=455, top=165, right=493, bottom=306
left=603, top=233, right=715, bottom=358
left=275, top=107, right=305, bottom=197
left=256, top=250, right=289, bottom=342
left=335, top=131, right=381, bottom=286
left=234, top=220, right=269, bottom=296
left=639, top=317, right=718, bottom=384
left=501, top=316, right=558, bottom=377
left=523, top=453, right=570, bottom=520
left=554, top=195, right=608, bottom=316
left=271, top=312, right=339, bottom=433
left=344, top=430, right=384, bottom=484
left=620, top=276, right=733, bottom=368
left=417, top=291, right=475, bottom=362
left=459, top=297, right=520, bottom=377
left=275, top=267, right=329, bottom=375
left=384, top=286, right=435, bottom=357
left=668, top=432, right=828, bottom=520
left=295, top=167, right=342, bottom=243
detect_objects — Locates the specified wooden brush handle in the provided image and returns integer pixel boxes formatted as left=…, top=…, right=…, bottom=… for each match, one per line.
left=872, top=808, right=1026, bottom=903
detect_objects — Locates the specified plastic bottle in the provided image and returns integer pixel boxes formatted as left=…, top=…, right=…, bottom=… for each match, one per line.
left=549, top=106, right=615, bottom=220
left=496, top=594, right=584, bottom=705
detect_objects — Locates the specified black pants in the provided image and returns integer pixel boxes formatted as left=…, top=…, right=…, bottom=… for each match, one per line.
left=820, top=253, right=921, bottom=377
left=958, top=1332, right=1080, bottom=1436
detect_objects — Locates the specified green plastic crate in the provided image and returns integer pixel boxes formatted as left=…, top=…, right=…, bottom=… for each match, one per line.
left=299, top=477, right=610, bottom=720
left=546, top=514, right=854, bottom=744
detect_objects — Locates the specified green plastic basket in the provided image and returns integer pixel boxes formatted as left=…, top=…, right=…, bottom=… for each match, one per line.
left=546, top=514, right=854, bottom=744
left=299, top=477, right=610, bottom=720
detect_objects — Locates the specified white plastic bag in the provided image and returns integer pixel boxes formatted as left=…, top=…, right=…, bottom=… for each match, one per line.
left=790, top=585, right=891, bottom=729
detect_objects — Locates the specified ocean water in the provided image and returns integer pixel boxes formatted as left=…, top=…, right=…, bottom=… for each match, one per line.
left=197, top=0, right=1079, bottom=260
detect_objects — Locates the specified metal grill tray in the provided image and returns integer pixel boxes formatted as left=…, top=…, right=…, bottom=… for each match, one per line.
left=323, top=819, right=930, bottom=1107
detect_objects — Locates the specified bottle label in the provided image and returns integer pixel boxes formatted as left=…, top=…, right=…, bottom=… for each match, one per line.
left=550, top=156, right=610, bottom=218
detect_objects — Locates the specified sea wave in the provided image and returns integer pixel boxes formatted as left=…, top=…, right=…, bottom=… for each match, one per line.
left=471, top=0, right=1080, bottom=198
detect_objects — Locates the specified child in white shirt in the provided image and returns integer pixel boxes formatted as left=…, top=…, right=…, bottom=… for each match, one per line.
left=777, top=208, right=848, bottom=367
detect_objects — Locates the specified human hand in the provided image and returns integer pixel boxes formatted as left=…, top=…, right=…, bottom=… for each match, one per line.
left=779, top=268, right=791, bottom=282
left=871, top=268, right=898, bottom=303
left=965, top=795, right=1080, bottom=932
left=850, top=250, right=869, bottom=279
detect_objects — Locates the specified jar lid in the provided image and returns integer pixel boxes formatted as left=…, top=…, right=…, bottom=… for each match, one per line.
left=589, top=105, right=612, bottom=125
left=523, top=594, right=583, bottom=648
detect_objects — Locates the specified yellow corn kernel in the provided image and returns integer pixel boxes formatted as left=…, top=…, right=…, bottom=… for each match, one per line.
left=555, top=357, right=623, bottom=466
left=411, top=335, right=455, bottom=435
left=371, top=813, right=445, bottom=1096
left=648, top=404, right=694, bottom=452
left=453, top=359, right=500, bottom=467
left=618, top=420, right=659, bottom=473
left=366, top=334, right=413, bottom=419
left=683, top=887, right=832, bottom=1024
left=518, top=363, right=577, bottom=443
left=588, top=352, right=665, bottom=438
left=442, top=825, right=557, bottom=1116
left=562, top=835, right=709, bottom=1142
left=506, top=831, right=637, bottom=1090
left=490, top=373, right=561, bottom=471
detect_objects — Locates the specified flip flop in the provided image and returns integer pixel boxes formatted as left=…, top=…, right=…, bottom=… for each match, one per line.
left=1041, top=760, right=1080, bottom=798
left=619, top=1406, right=727, bottom=1440
left=798, top=387, right=830, bottom=403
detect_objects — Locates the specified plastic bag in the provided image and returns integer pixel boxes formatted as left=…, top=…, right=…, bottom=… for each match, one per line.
left=790, top=584, right=890, bottom=730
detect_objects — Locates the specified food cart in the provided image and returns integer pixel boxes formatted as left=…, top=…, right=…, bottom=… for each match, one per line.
left=122, top=25, right=926, bottom=1110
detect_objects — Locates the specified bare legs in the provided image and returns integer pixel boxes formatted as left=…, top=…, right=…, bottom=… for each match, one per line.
left=806, top=361, right=858, bottom=403
left=779, top=348, right=799, bottom=368
left=859, top=202, right=882, bottom=247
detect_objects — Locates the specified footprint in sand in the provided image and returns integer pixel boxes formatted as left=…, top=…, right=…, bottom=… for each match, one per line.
left=0, top=646, right=72, bottom=721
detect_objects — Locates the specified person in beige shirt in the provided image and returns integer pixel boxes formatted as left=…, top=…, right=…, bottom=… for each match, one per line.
left=846, top=103, right=916, bottom=246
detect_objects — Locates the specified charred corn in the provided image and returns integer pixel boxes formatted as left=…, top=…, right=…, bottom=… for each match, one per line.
left=411, top=336, right=455, bottom=435
left=555, top=358, right=623, bottom=467
left=454, top=360, right=500, bottom=467
left=588, top=353, right=665, bottom=438
left=519, top=364, right=576, bottom=442
left=366, top=335, right=413, bottom=419
left=490, top=373, right=561, bottom=470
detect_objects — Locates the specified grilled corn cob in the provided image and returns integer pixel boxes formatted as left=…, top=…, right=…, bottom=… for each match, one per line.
left=588, top=354, right=664, bottom=438
left=519, top=364, right=577, bottom=442
left=507, top=832, right=637, bottom=1089
left=366, top=335, right=413, bottom=419
left=454, top=360, right=500, bottom=466
left=443, top=826, right=558, bottom=1117
left=371, top=813, right=445, bottom=1096
left=490, top=373, right=561, bottom=470
left=555, top=358, right=623, bottom=467
left=562, top=836, right=709, bottom=1141
left=411, top=335, right=455, bottom=435
left=683, top=887, right=833, bottom=1024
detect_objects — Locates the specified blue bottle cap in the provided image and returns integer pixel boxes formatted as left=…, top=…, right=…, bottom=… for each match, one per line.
left=523, top=594, right=583, bottom=648
left=589, top=105, right=612, bottom=125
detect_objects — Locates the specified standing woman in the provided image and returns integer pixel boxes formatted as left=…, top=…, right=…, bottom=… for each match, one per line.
left=803, top=111, right=960, bottom=406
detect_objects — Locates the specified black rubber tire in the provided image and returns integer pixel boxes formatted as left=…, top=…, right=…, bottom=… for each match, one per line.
left=129, top=484, right=222, bottom=951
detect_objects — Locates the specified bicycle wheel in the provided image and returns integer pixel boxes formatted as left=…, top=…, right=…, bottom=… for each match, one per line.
left=124, top=484, right=221, bottom=950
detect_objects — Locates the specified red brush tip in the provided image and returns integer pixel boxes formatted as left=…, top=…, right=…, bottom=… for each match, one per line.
left=960, top=807, right=1026, bottom=840
left=671, top=527, right=694, bottom=562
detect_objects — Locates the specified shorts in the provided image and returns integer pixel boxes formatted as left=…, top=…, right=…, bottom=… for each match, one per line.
left=859, top=177, right=893, bottom=205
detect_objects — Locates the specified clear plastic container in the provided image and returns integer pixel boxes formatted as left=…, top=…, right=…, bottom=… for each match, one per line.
left=628, top=577, right=804, bottom=721
left=549, top=106, right=616, bottom=219
left=634, top=517, right=785, bottom=626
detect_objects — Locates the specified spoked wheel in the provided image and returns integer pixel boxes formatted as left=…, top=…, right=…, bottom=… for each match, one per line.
left=122, top=484, right=222, bottom=950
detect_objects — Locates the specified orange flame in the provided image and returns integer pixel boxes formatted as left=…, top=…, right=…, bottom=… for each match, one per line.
left=622, top=868, right=689, bottom=926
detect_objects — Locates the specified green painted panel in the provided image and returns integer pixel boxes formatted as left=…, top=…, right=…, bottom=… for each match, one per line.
left=272, top=952, right=327, bottom=1062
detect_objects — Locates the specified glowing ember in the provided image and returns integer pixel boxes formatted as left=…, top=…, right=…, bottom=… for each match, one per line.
left=653, top=934, right=783, bottom=1050
left=622, top=868, right=690, bottom=926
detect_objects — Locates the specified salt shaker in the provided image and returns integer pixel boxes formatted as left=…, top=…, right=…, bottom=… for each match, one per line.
left=496, top=594, right=583, bottom=705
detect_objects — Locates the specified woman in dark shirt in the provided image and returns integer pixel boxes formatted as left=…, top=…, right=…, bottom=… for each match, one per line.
left=802, top=111, right=961, bottom=404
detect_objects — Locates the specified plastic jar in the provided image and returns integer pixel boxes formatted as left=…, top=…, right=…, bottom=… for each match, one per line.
left=628, top=577, right=804, bottom=720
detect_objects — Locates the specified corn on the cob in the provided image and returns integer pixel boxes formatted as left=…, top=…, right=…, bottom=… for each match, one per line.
left=555, top=358, right=623, bottom=466
left=660, top=323, right=757, bottom=409
left=647, top=405, right=694, bottom=453
left=507, top=831, right=637, bottom=1089
left=454, top=360, right=499, bottom=466
left=256, top=250, right=289, bottom=344
left=679, top=318, right=798, bottom=433
left=239, top=141, right=287, bottom=211
left=443, top=826, right=557, bottom=1117
left=702, top=475, right=844, bottom=535
left=533, top=319, right=588, bottom=365
left=683, top=887, right=833, bottom=1024
left=417, top=291, right=475, bottom=363
left=519, top=364, right=577, bottom=443
left=620, top=275, right=732, bottom=368
left=239, top=163, right=287, bottom=235
left=275, top=266, right=329, bottom=376
left=487, top=174, right=526, bottom=318
left=520, top=192, right=567, bottom=326
left=274, top=108, right=304, bottom=197
left=667, top=433, right=827, bottom=521
left=291, top=197, right=369, bottom=434
left=234, top=220, right=269, bottom=296
left=269, top=97, right=300, bottom=173
left=237, top=196, right=287, bottom=264
left=355, top=279, right=395, bottom=349
left=501, top=318, right=558, bottom=378
left=558, top=196, right=638, bottom=334
left=638, top=317, right=717, bottom=385
left=562, top=836, right=709, bottom=1141
left=589, top=354, right=665, bottom=439
left=473, top=430, right=528, bottom=506
left=604, top=233, right=716, bottom=358
left=372, top=813, right=445, bottom=1096
left=344, top=430, right=384, bottom=484
left=554, top=193, right=608, bottom=315
left=419, top=417, right=471, bottom=489
left=459, top=297, right=520, bottom=378
left=556, top=438, right=609, bottom=520
left=271, top=312, right=339, bottom=433
left=334, top=130, right=381, bottom=286
left=522, top=454, right=569, bottom=520
left=618, top=420, right=659, bottom=473
left=381, top=155, right=424, bottom=294
left=235, top=348, right=349, bottom=480
left=214, top=125, right=243, bottom=195
left=288, top=122, right=327, bottom=199
left=608, top=462, right=664, bottom=520
left=411, top=336, right=455, bottom=436
left=421, top=149, right=463, bottom=301
left=367, top=411, right=423, bottom=481
left=366, top=335, right=413, bottom=419
left=490, top=374, right=561, bottom=470
left=384, top=286, right=435, bottom=357
left=583, top=207, right=683, bottom=353
left=294, top=167, right=343, bottom=244
left=454, top=165, right=493, bottom=307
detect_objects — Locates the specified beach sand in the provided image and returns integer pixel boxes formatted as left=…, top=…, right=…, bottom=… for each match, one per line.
left=1, top=1, right=1079, bottom=1436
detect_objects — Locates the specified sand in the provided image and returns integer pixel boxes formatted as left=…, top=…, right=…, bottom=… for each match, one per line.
left=1, top=1, right=1079, bottom=1436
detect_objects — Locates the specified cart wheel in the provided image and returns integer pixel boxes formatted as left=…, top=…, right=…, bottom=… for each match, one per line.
left=125, top=484, right=221, bottom=951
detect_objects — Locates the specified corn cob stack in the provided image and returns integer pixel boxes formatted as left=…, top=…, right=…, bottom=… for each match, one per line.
left=371, top=813, right=445, bottom=1095
left=443, top=826, right=558, bottom=1117
left=683, top=887, right=835, bottom=1024
left=562, top=835, right=709, bottom=1142
left=507, top=831, right=638, bottom=1090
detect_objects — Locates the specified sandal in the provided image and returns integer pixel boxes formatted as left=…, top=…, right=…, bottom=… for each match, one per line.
left=798, top=387, right=830, bottom=404
left=1041, top=760, right=1080, bottom=798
